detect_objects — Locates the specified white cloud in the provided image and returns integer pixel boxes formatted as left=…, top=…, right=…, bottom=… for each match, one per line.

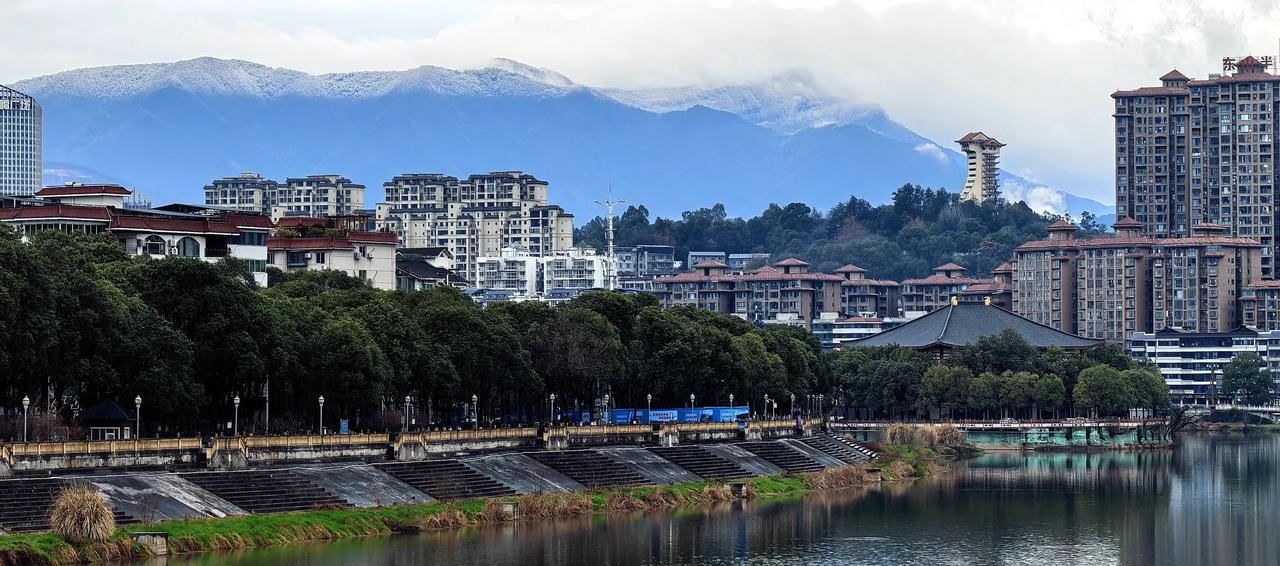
left=5, top=0, right=1280, bottom=205
left=913, top=143, right=949, bottom=164
left=1001, top=180, right=1068, bottom=215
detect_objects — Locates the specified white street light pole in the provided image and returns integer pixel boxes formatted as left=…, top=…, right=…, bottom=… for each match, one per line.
left=233, top=395, right=241, bottom=436
left=318, top=395, right=325, bottom=436
left=550, top=393, right=556, bottom=425
left=135, top=395, right=142, bottom=438
left=22, top=395, right=30, bottom=443
left=646, top=393, right=652, bottom=423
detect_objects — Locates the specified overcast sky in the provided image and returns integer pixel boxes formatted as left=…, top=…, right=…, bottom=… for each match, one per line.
left=5, top=0, right=1280, bottom=204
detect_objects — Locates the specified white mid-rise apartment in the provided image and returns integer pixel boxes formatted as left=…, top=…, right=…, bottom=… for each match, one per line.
left=475, top=247, right=609, bottom=298
left=202, top=173, right=365, bottom=220
left=377, top=171, right=574, bottom=282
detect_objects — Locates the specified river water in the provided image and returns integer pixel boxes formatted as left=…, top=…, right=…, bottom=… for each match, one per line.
left=159, top=432, right=1280, bottom=566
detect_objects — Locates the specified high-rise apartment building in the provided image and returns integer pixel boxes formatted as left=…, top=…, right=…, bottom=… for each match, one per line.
left=377, top=171, right=574, bottom=282
left=1113, top=56, right=1280, bottom=278
left=956, top=132, right=1003, bottom=203
left=0, top=85, right=42, bottom=196
left=1014, top=218, right=1261, bottom=341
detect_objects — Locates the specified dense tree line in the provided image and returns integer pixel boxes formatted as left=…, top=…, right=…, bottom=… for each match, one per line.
left=576, top=185, right=1107, bottom=280
left=0, top=228, right=827, bottom=438
left=829, top=330, right=1170, bottom=419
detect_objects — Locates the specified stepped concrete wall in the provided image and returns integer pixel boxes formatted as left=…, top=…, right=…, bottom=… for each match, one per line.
left=292, top=464, right=432, bottom=507
left=599, top=447, right=702, bottom=485
left=459, top=453, right=583, bottom=494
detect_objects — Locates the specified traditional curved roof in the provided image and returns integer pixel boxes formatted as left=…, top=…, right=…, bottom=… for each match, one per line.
left=850, top=304, right=1101, bottom=350
left=933, top=262, right=967, bottom=272
left=1047, top=219, right=1077, bottom=231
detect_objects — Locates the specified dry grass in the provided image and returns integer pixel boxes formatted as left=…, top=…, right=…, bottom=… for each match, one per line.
left=422, top=508, right=468, bottom=529
left=804, top=466, right=877, bottom=490
left=885, top=460, right=915, bottom=480
left=477, top=500, right=514, bottom=522
left=515, top=493, right=592, bottom=519
left=884, top=424, right=966, bottom=448
left=48, top=486, right=115, bottom=544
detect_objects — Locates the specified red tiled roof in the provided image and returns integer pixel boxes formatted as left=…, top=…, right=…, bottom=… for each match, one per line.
left=955, top=132, right=1003, bottom=146
left=960, top=282, right=1011, bottom=294
left=267, top=237, right=354, bottom=251
left=110, top=216, right=239, bottom=235
left=992, top=262, right=1013, bottom=274
left=346, top=231, right=398, bottom=244
left=1112, top=86, right=1189, bottom=98
left=737, top=272, right=843, bottom=282
left=1160, top=69, right=1189, bottom=81
left=834, top=264, right=867, bottom=273
left=1238, top=55, right=1263, bottom=68
left=773, top=257, right=810, bottom=267
left=1047, top=219, right=1076, bottom=231
left=841, top=278, right=899, bottom=287
left=0, top=204, right=112, bottom=221
left=1112, top=217, right=1143, bottom=228
left=1016, top=233, right=1260, bottom=252
left=275, top=217, right=327, bottom=228
left=754, top=266, right=780, bottom=274
left=34, top=185, right=132, bottom=197
left=223, top=214, right=274, bottom=229
left=933, top=262, right=967, bottom=272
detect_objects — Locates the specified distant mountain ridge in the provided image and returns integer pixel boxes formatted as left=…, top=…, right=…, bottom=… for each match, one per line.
left=12, top=57, right=1110, bottom=220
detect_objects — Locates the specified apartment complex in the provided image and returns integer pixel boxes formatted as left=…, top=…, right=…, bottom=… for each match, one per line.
left=475, top=247, right=609, bottom=297
left=956, top=132, right=1003, bottom=203
left=834, top=264, right=901, bottom=318
left=1014, top=218, right=1261, bottom=341
left=202, top=172, right=365, bottom=219
left=376, top=172, right=574, bottom=283
left=653, top=258, right=842, bottom=328
left=616, top=244, right=676, bottom=277
left=266, top=219, right=397, bottom=290
left=1129, top=328, right=1280, bottom=405
left=900, top=263, right=991, bottom=314
left=0, top=85, right=41, bottom=197
left=1113, top=56, right=1280, bottom=278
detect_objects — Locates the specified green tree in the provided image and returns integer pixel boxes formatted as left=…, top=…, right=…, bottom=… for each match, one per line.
left=999, top=371, right=1037, bottom=419
left=1073, top=365, right=1134, bottom=417
left=967, top=371, right=1001, bottom=420
left=918, top=365, right=972, bottom=417
left=1221, top=352, right=1274, bottom=406
left=1032, top=374, right=1066, bottom=419
left=1122, top=368, right=1171, bottom=414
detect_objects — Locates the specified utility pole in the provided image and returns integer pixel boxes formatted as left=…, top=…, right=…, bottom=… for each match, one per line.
left=595, top=187, right=624, bottom=291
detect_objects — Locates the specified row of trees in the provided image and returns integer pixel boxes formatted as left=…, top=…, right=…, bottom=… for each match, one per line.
left=575, top=185, right=1108, bottom=280
left=0, top=228, right=827, bottom=437
left=829, top=331, right=1171, bottom=419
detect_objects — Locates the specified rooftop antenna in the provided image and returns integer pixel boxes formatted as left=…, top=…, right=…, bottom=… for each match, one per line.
left=595, top=185, right=624, bottom=291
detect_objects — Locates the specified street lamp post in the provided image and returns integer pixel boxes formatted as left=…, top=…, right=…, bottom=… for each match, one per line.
left=550, top=393, right=557, bottom=425
left=471, top=394, right=479, bottom=427
left=764, top=394, right=771, bottom=419
left=818, top=394, right=825, bottom=420
left=405, top=395, right=412, bottom=431
left=318, top=395, right=325, bottom=436
left=233, top=395, right=240, bottom=436
left=729, top=393, right=734, bottom=407
left=264, top=380, right=270, bottom=436
left=22, top=396, right=30, bottom=443
left=646, top=393, right=652, bottom=423
left=134, top=395, right=142, bottom=438
left=690, top=393, right=695, bottom=409
left=790, top=393, right=795, bottom=416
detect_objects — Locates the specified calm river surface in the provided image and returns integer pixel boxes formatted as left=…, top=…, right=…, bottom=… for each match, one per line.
left=158, top=432, right=1280, bottom=566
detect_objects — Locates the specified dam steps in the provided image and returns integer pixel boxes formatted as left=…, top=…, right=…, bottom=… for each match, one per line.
left=0, top=478, right=138, bottom=533
left=378, top=460, right=518, bottom=501
left=738, top=441, right=826, bottom=473
left=183, top=470, right=350, bottom=514
left=528, top=450, right=649, bottom=488
left=649, top=446, right=752, bottom=480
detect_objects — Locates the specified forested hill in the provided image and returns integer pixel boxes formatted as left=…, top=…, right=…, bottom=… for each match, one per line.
left=575, top=184, right=1109, bottom=281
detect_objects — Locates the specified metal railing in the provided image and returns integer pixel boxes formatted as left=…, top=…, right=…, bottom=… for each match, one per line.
left=401, top=428, right=538, bottom=444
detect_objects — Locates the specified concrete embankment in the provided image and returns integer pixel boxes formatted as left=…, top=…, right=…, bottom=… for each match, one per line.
left=835, top=421, right=1171, bottom=451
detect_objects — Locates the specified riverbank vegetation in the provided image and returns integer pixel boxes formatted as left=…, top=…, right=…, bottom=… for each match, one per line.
left=0, top=467, right=884, bottom=565
left=1, top=224, right=1160, bottom=439
left=832, top=331, right=1170, bottom=420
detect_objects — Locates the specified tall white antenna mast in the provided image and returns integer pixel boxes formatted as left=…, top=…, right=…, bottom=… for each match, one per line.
left=595, top=186, right=624, bottom=291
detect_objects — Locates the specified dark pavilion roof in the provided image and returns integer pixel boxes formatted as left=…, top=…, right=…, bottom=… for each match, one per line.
left=850, top=303, right=1102, bottom=350
left=79, top=399, right=134, bottom=423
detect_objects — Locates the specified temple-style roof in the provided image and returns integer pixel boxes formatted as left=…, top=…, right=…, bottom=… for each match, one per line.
left=692, top=259, right=729, bottom=269
left=850, top=303, right=1102, bottom=350
left=933, top=262, right=967, bottom=272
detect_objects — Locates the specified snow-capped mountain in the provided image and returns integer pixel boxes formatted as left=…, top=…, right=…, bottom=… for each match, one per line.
left=11, top=57, right=1109, bottom=219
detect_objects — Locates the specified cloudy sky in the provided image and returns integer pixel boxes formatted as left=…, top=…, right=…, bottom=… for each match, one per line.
left=4, top=0, right=1280, bottom=204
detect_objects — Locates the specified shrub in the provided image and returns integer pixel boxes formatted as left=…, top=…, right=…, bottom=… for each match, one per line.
left=804, top=466, right=876, bottom=489
left=49, top=486, right=115, bottom=544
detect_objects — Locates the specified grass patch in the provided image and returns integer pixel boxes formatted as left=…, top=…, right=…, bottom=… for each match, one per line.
left=874, top=444, right=943, bottom=479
